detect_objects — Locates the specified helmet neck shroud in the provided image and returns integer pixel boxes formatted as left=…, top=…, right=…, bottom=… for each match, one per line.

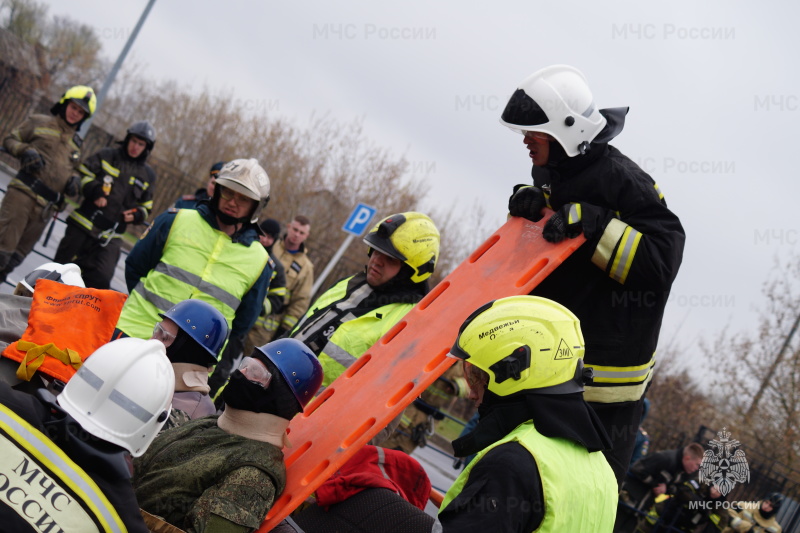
left=452, top=390, right=612, bottom=458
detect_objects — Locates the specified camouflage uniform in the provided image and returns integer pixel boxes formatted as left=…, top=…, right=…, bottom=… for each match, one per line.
left=133, top=416, right=286, bottom=532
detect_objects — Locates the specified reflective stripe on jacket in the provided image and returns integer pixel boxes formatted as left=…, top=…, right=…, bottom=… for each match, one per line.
left=0, top=403, right=126, bottom=532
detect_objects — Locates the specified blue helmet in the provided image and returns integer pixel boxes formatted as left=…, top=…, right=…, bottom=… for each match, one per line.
left=255, top=338, right=323, bottom=411
left=160, top=300, right=228, bottom=363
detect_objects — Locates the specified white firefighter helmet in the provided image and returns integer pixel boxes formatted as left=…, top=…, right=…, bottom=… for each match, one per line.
left=499, top=65, right=607, bottom=157
left=57, top=338, right=174, bottom=457
left=20, top=262, right=85, bottom=293
left=214, top=158, right=271, bottom=224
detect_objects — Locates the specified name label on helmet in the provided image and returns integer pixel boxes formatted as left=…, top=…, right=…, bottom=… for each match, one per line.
left=477, top=319, right=520, bottom=340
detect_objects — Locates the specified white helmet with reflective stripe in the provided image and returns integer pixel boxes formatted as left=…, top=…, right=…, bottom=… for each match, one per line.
left=57, top=338, right=174, bottom=457
left=214, top=158, right=271, bottom=224
left=21, top=262, right=85, bottom=293
left=500, top=65, right=607, bottom=157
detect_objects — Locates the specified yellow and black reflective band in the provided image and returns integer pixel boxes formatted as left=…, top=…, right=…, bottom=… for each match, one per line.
left=255, top=315, right=280, bottom=330
left=608, top=225, right=642, bottom=284
left=584, top=354, right=655, bottom=404
left=542, top=189, right=552, bottom=209
left=591, top=219, right=642, bottom=285
left=566, top=203, right=582, bottom=224
left=269, top=286, right=288, bottom=299
left=78, top=165, right=97, bottom=180
left=282, top=315, right=299, bottom=330
left=129, top=177, right=150, bottom=191
left=68, top=211, right=95, bottom=231
left=0, top=404, right=127, bottom=532
left=653, top=182, right=664, bottom=201
left=138, top=200, right=153, bottom=211
left=100, top=160, right=120, bottom=178
left=33, top=127, right=61, bottom=138
left=79, top=176, right=95, bottom=192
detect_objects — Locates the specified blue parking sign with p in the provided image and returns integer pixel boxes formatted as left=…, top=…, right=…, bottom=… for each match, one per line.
left=342, top=203, right=377, bottom=236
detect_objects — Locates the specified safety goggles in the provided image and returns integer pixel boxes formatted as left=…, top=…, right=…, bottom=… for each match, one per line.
left=218, top=186, right=254, bottom=205
left=238, top=356, right=273, bottom=389
left=463, top=361, right=490, bottom=390
left=152, top=322, right=177, bottom=347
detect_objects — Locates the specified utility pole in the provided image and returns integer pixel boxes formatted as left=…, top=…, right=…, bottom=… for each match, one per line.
left=79, top=0, right=157, bottom=138
left=744, top=311, right=800, bottom=423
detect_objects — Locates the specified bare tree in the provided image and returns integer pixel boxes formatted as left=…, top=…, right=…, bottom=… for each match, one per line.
left=44, top=15, right=103, bottom=87
left=0, top=0, right=47, bottom=45
left=2, top=0, right=104, bottom=88
left=704, top=254, right=800, bottom=467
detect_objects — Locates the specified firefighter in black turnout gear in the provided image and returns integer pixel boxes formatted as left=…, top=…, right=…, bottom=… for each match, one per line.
left=500, top=65, right=685, bottom=483
left=55, top=121, right=157, bottom=289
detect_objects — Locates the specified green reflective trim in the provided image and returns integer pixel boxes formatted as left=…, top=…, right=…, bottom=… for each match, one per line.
left=79, top=165, right=96, bottom=179
left=100, top=160, right=120, bottom=178
left=32, top=127, right=60, bottom=137
left=153, top=263, right=241, bottom=310
left=69, top=211, right=94, bottom=231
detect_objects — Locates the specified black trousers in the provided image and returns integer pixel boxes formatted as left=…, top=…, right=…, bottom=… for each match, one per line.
left=590, top=398, right=645, bottom=486
left=54, top=224, right=121, bottom=290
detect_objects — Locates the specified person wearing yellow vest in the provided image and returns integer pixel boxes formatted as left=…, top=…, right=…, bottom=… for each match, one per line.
left=436, top=295, right=618, bottom=533
left=289, top=212, right=440, bottom=388
left=116, top=159, right=274, bottom=372
left=0, top=337, right=174, bottom=533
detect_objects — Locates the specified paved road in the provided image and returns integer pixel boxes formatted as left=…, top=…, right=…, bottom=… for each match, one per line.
left=0, top=165, right=128, bottom=294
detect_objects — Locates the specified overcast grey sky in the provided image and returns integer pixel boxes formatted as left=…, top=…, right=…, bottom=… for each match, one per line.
left=40, top=0, right=800, bottom=376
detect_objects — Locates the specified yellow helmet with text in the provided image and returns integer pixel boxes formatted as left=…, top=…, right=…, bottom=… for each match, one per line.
left=57, top=85, right=97, bottom=117
left=363, top=212, right=439, bottom=283
left=449, top=295, right=587, bottom=397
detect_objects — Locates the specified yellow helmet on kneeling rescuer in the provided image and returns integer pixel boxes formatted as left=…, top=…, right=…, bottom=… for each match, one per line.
left=449, top=295, right=587, bottom=397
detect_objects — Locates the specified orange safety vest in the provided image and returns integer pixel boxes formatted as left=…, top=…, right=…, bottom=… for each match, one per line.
left=1, top=278, right=127, bottom=382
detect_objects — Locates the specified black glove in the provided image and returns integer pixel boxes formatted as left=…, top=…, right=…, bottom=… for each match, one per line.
left=543, top=202, right=611, bottom=243
left=130, top=207, right=146, bottom=225
left=20, top=149, right=45, bottom=172
left=273, top=325, right=288, bottom=339
left=64, top=175, right=81, bottom=197
left=508, top=185, right=546, bottom=222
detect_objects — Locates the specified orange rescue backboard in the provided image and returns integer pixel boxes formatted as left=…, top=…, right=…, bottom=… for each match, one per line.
left=260, top=213, right=585, bottom=530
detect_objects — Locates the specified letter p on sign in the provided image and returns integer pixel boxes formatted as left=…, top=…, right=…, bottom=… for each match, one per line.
left=342, top=203, right=377, bottom=236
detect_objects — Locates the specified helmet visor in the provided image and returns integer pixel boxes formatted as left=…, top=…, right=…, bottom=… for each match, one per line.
left=501, top=88, right=550, bottom=130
